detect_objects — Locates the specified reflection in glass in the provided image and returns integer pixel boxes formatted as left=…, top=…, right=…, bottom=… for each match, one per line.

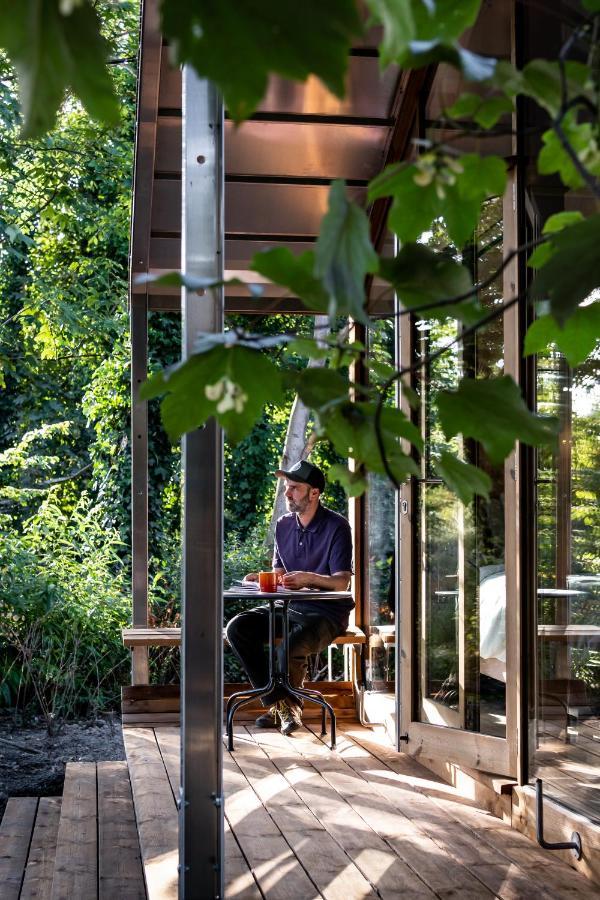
left=415, top=200, right=507, bottom=736
left=534, top=342, right=600, bottom=823
left=366, top=320, right=397, bottom=693
left=366, top=473, right=396, bottom=690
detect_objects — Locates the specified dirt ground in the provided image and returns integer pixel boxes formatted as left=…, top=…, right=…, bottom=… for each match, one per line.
left=0, top=713, right=125, bottom=821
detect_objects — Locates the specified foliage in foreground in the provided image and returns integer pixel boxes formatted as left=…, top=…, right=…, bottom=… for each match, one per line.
left=2, top=6, right=599, bottom=506
left=137, top=1, right=597, bottom=504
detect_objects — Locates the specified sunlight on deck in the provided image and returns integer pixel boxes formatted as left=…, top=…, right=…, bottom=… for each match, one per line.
left=122, top=724, right=598, bottom=899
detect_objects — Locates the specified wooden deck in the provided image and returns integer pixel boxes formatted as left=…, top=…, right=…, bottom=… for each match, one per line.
left=120, top=724, right=597, bottom=899
left=2, top=722, right=598, bottom=898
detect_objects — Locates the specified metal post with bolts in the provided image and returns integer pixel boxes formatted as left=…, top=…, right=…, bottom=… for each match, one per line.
left=179, top=67, right=224, bottom=900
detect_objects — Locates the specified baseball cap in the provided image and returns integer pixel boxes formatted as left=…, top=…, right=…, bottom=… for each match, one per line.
left=275, top=460, right=326, bottom=492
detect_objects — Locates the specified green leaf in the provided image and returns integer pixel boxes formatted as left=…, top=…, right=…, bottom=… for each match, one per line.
left=527, top=211, right=584, bottom=269
left=327, top=463, right=368, bottom=498
left=437, top=452, right=492, bottom=505
left=287, top=337, right=331, bottom=361
left=136, top=270, right=264, bottom=296
left=401, top=41, right=497, bottom=82
left=542, top=211, right=585, bottom=234
left=437, top=375, right=557, bottom=464
left=524, top=304, right=600, bottom=368
left=314, top=180, right=378, bottom=324
left=141, top=345, right=282, bottom=444
left=493, top=59, right=590, bottom=117
left=445, top=93, right=481, bottom=119
left=379, top=243, right=482, bottom=325
left=251, top=249, right=329, bottom=312
left=160, top=0, right=361, bottom=123
left=370, top=154, right=506, bottom=248
left=527, top=243, right=554, bottom=270
left=319, top=400, right=421, bottom=483
left=527, top=210, right=583, bottom=269
left=0, top=0, right=119, bottom=138
left=443, top=155, right=507, bottom=247
left=369, top=163, right=438, bottom=243
left=295, top=367, right=350, bottom=408
left=531, top=214, right=600, bottom=324
left=367, top=0, right=482, bottom=66
left=583, top=0, right=600, bottom=10
left=446, top=92, right=513, bottom=129
left=472, top=95, right=514, bottom=129
left=521, top=60, right=589, bottom=117
left=538, top=112, right=600, bottom=190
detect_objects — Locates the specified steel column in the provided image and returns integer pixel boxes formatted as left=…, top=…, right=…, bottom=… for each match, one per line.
left=130, top=293, right=150, bottom=685
left=179, top=68, right=224, bottom=899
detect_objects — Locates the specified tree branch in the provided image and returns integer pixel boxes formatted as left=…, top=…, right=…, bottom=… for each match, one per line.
left=22, top=462, right=93, bottom=490
left=373, top=290, right=524, bottom=489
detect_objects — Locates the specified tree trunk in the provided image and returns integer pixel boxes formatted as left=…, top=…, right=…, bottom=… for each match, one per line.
left=264, top=316, right=329, bottom=551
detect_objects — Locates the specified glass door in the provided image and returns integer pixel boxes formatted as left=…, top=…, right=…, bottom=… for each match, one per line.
left=399, top=194, right=515, bottom=775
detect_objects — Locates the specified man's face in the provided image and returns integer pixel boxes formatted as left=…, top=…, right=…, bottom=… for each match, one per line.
left=284, top=479, right=313, bottom=514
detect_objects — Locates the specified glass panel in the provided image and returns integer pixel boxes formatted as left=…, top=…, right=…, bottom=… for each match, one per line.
left=415, top=199, right=507, bottom=736
left=533, top=343, right=600, bottom=822
left=365, top=318, right=397, bottom=693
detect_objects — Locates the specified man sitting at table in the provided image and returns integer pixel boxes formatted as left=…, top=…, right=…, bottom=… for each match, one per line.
left=225, top=459, right=353, bottom=736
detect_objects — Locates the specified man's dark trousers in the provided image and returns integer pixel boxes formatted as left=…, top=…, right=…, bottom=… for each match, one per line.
left=225, top=603, right=342, bottom=707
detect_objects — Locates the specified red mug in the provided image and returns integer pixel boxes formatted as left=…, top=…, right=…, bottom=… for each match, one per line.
left=258, top=571, right=278, bottom=593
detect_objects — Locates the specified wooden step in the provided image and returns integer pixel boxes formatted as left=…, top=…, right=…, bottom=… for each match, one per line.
left=48, top=761, right=145, bottom=900
left=50, top=762, right=97, bottom=900
left=21, top=797, right=61, bottom=900
left=0, top=796, right=38, bottom=899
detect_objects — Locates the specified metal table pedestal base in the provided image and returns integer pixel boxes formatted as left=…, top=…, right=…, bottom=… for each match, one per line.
left=226, top=596, right=336, bottom=750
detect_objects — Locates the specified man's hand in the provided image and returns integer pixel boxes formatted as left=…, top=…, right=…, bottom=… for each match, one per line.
left=281, top=571, right=312, bottom=589
left=243, top=572, right=258, bottom=583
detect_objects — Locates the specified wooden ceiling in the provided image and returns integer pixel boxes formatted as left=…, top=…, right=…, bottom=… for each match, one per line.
left=130, top=0, right=427, bottom=315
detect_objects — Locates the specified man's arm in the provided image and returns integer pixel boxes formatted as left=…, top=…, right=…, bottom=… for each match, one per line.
left=281, top=571, right=351, bottom=592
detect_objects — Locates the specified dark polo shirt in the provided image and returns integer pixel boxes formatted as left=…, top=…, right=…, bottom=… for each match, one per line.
left=272, top=504, right=354, bottom=628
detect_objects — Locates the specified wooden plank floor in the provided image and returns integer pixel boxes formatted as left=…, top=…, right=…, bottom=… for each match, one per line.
left=0, top=761, right=144, bottom=899
left=123, top=724, right=598, bottom=899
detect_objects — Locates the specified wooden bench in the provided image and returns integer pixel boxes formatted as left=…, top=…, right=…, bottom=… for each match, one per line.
left=122, top=625, right=366, bottom=648
left=122, top=626, right=366, bottom=689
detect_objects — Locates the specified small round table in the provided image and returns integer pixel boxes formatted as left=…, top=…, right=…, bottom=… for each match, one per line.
left=225, top=589, right=352, bottom=751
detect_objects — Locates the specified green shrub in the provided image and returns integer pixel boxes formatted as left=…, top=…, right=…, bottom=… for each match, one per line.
left=0, top=494, right=130, bottom=727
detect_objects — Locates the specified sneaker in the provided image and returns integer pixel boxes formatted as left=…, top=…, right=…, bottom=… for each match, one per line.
left=278, top=699, right=302, bottom=736
left=254, top=706, right=278, bottom=728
